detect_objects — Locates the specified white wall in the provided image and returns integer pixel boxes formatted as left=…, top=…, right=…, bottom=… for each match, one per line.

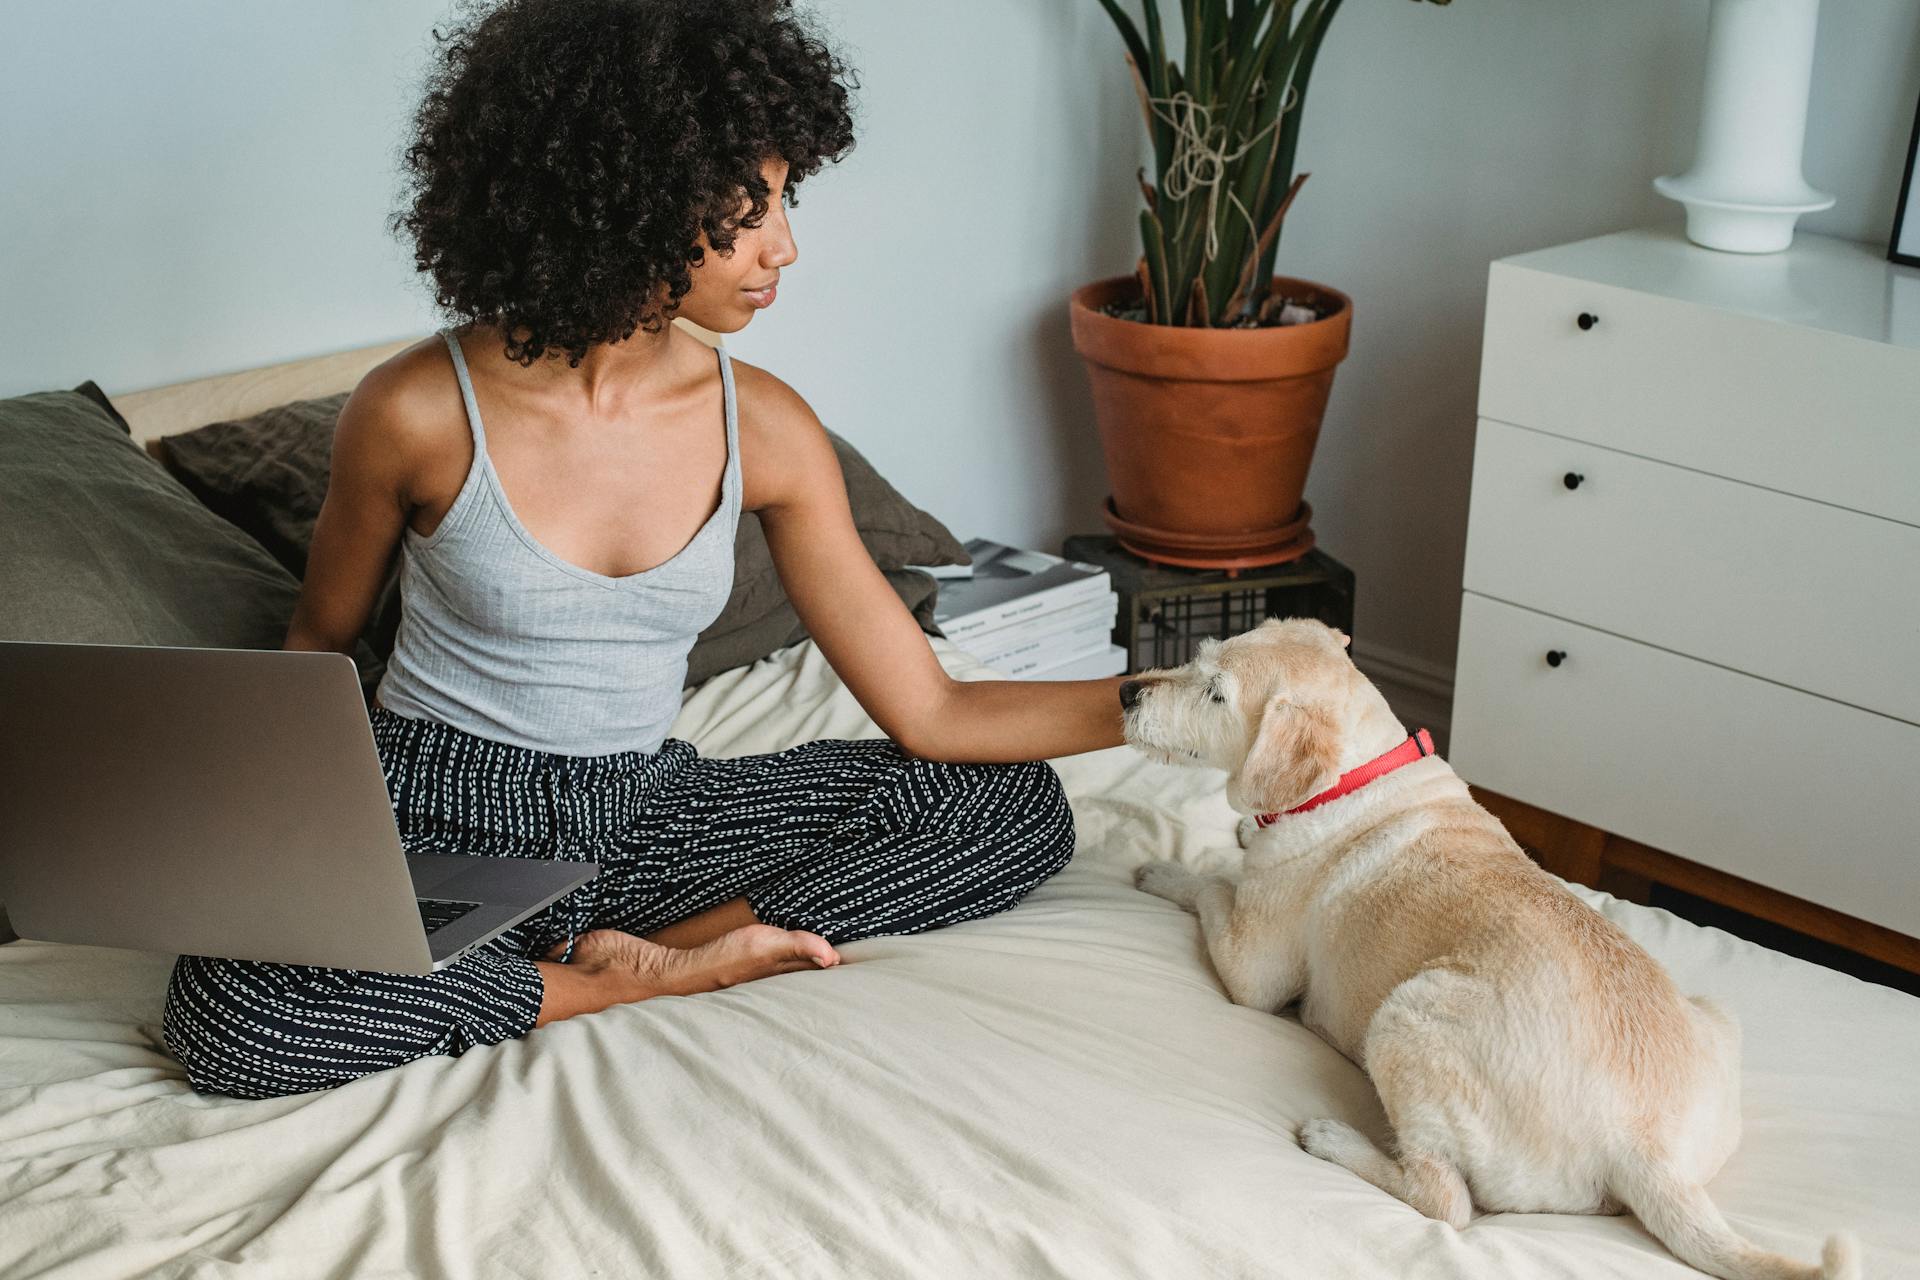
left=4, top=0, right=1916, bottom=702
left=0, top=1, right=446, bottom=394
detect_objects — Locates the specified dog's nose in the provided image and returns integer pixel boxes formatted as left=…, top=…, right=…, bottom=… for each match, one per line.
left=1118, top=680, right=1143, bottom=711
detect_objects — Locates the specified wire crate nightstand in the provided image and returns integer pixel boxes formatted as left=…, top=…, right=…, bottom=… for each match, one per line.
left=1062, top=535, right=1355, bottom=674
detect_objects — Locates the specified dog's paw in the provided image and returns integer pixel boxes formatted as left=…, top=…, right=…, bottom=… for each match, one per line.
left=1235, top=814, right=1262, bottom=849
left=1298, top=1117, right=1369, bottom=1166
left=1134, top=860, right=1199, bottom=907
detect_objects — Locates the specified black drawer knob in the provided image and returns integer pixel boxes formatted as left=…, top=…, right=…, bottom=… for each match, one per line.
left=1563, top=471, right=1584, bottom=490
left=1576, top=312, right=1599, bottom=331
left=1545, top=649, right=1567, bottom=668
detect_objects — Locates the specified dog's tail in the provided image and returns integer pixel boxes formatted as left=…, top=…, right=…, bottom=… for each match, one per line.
left=1610, top=1157, right=1860, bottom=1280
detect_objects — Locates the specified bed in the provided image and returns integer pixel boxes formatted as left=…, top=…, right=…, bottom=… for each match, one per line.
left=2, top=633, right=1916, bottom=1278
left=2, top=343, right=1916, bottom=1279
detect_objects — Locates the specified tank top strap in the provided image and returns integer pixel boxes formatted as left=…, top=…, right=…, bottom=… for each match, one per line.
left=440, top=329, right=488, bottom=451
left=715, top=344, right=742, bottom=517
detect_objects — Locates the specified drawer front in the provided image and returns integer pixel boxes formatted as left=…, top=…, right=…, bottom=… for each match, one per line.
left=1450, top=592, right=1919, bottom=937
left=1478, top=262, right=1920, bottom=528
left=1463, top=419, right=1920, bottom=725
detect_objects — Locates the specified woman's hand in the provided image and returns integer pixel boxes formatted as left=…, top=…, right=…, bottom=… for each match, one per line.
left=737, top=360, right=1128, bottom=765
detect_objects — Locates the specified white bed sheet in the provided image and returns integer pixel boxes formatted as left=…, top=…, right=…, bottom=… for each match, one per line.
left=1, top=638, right=1915, bottom=1279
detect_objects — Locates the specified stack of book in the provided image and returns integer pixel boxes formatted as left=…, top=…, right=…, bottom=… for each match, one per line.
left=917, top=538, right=1127, bottom=680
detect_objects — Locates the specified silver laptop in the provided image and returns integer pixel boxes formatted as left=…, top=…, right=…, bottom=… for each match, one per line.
left=0, top=641, right=596, bottom=974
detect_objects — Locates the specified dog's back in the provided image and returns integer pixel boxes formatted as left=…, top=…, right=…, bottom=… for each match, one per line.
left=1291, top=791, right=1708, bottom=1140
left=1297, top=778, right=1858, bottom=1279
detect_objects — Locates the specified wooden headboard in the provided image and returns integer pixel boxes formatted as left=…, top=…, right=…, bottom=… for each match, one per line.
left=113, top=318, right=724, bottom=450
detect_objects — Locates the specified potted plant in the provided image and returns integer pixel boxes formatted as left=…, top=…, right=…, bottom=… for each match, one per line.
left=1074, top=0, right=1452, bottom=570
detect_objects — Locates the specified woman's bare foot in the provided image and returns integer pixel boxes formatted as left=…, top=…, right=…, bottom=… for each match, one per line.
left=534, top=925, right=839, bottom=1025
left=570, top=924, right=838, bottom=993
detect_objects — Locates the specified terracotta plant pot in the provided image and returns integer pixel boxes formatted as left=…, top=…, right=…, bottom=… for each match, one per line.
left=1068, top=275, right=1352, bottom=570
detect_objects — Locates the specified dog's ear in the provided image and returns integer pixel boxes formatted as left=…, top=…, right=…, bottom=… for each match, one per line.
left=1227, top=694, right=1344, bottom=815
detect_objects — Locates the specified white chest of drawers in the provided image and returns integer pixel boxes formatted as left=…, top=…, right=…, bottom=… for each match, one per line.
left=1450, top=224, right=1920, bottom=943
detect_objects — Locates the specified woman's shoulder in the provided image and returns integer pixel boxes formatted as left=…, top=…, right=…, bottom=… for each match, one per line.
left=723, top=351, right=840, bottom=512
left=724, top=351, right=825, bottom=447
left=333, top=333, right=474, bottom=506
left=348, top=331, right=467, bottom=429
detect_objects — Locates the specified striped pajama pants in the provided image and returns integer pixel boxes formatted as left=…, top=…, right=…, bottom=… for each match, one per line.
left=163, top=705, right=1075, bottom=1099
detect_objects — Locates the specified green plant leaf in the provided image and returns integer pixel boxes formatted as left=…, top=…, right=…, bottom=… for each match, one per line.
left=1215, top=0, right=1300, bottom=317
left=1227, top=170, right=1308, bottom=318
left=1199, top=0, right=1292, bottom=317
left=1140, top=208, right=1172, bottom=325
left=1254, top=0, right=1342, bottom=287
left=1217, top=127, right=1283, bottom=317
left=1227, top=0, right=1260, bottom=53
left=1142, top=0, right=1175, bottom=178
left=1182, top=0, right=1204, bottom=104
left=1215, top=0, right=1287, bottom=143
left=1219, top=0, right=1325, bottom=316
left=1091, top=0, right=1150, bottom=82
left=1144, top=0, right=1168, bottom=89
left=1198, top=0, right=1230, bottom=102
left=1180, top=0, right=1298, bottom=322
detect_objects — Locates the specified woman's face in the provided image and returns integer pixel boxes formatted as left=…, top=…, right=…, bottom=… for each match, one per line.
left=675, top=157, right=797, bottom=334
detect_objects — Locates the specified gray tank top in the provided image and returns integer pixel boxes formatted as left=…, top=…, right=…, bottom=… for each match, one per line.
left=375, top=329, right=741, bottom=757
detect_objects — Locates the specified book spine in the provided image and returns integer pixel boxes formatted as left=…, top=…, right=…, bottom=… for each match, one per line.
left=967, top=596, right=1117, bottom=663
left=991, top=628, right=1114, bottom=678
left=1021, top=643, right=1128, bottom=681
left=941, top=574, right=1112, bottom=642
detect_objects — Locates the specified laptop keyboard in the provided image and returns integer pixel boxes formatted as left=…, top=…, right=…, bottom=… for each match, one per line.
left=417, top=897, right=482, bottom=935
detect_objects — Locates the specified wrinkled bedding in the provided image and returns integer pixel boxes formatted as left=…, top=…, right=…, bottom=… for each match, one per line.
left=2, top=638, right=1915, bottom=1279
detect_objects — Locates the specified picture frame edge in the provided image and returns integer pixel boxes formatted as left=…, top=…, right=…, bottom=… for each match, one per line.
left=1889, top=85, right=1920, bottom=269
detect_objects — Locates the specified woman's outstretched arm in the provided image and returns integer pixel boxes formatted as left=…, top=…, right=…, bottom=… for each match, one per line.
left=740, top=360, right=1127, bottom=765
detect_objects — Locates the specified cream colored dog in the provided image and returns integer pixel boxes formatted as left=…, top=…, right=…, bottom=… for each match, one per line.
left=1123, top=618, right=1858, bottom=1280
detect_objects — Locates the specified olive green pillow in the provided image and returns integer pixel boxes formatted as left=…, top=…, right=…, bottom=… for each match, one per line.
left=0, top=387, right=300, bottom=650
left=155, top=395, right=968, bottom=687
left=0, top=385, right=306, bottom=945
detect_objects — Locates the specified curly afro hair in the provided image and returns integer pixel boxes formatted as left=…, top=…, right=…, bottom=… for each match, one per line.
left=396, top=0, right=857, bottom=366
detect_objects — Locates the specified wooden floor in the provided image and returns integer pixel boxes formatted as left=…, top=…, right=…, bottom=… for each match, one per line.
left=1471, top=787, right=1920, bottom=984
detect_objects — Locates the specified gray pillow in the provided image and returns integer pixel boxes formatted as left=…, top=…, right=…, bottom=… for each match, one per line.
left=155, top=395, right=969, bottom=686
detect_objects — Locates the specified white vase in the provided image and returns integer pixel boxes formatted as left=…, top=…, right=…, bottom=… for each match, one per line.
left=1654, top=0, right=1834, bottom=254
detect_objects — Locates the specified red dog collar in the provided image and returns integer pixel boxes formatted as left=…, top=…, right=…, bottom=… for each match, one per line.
left=1253, top=729, right=1436, bottom=828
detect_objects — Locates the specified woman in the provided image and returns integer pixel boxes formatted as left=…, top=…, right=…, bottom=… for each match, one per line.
left=163, top=0, right=1128, bottom=1099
